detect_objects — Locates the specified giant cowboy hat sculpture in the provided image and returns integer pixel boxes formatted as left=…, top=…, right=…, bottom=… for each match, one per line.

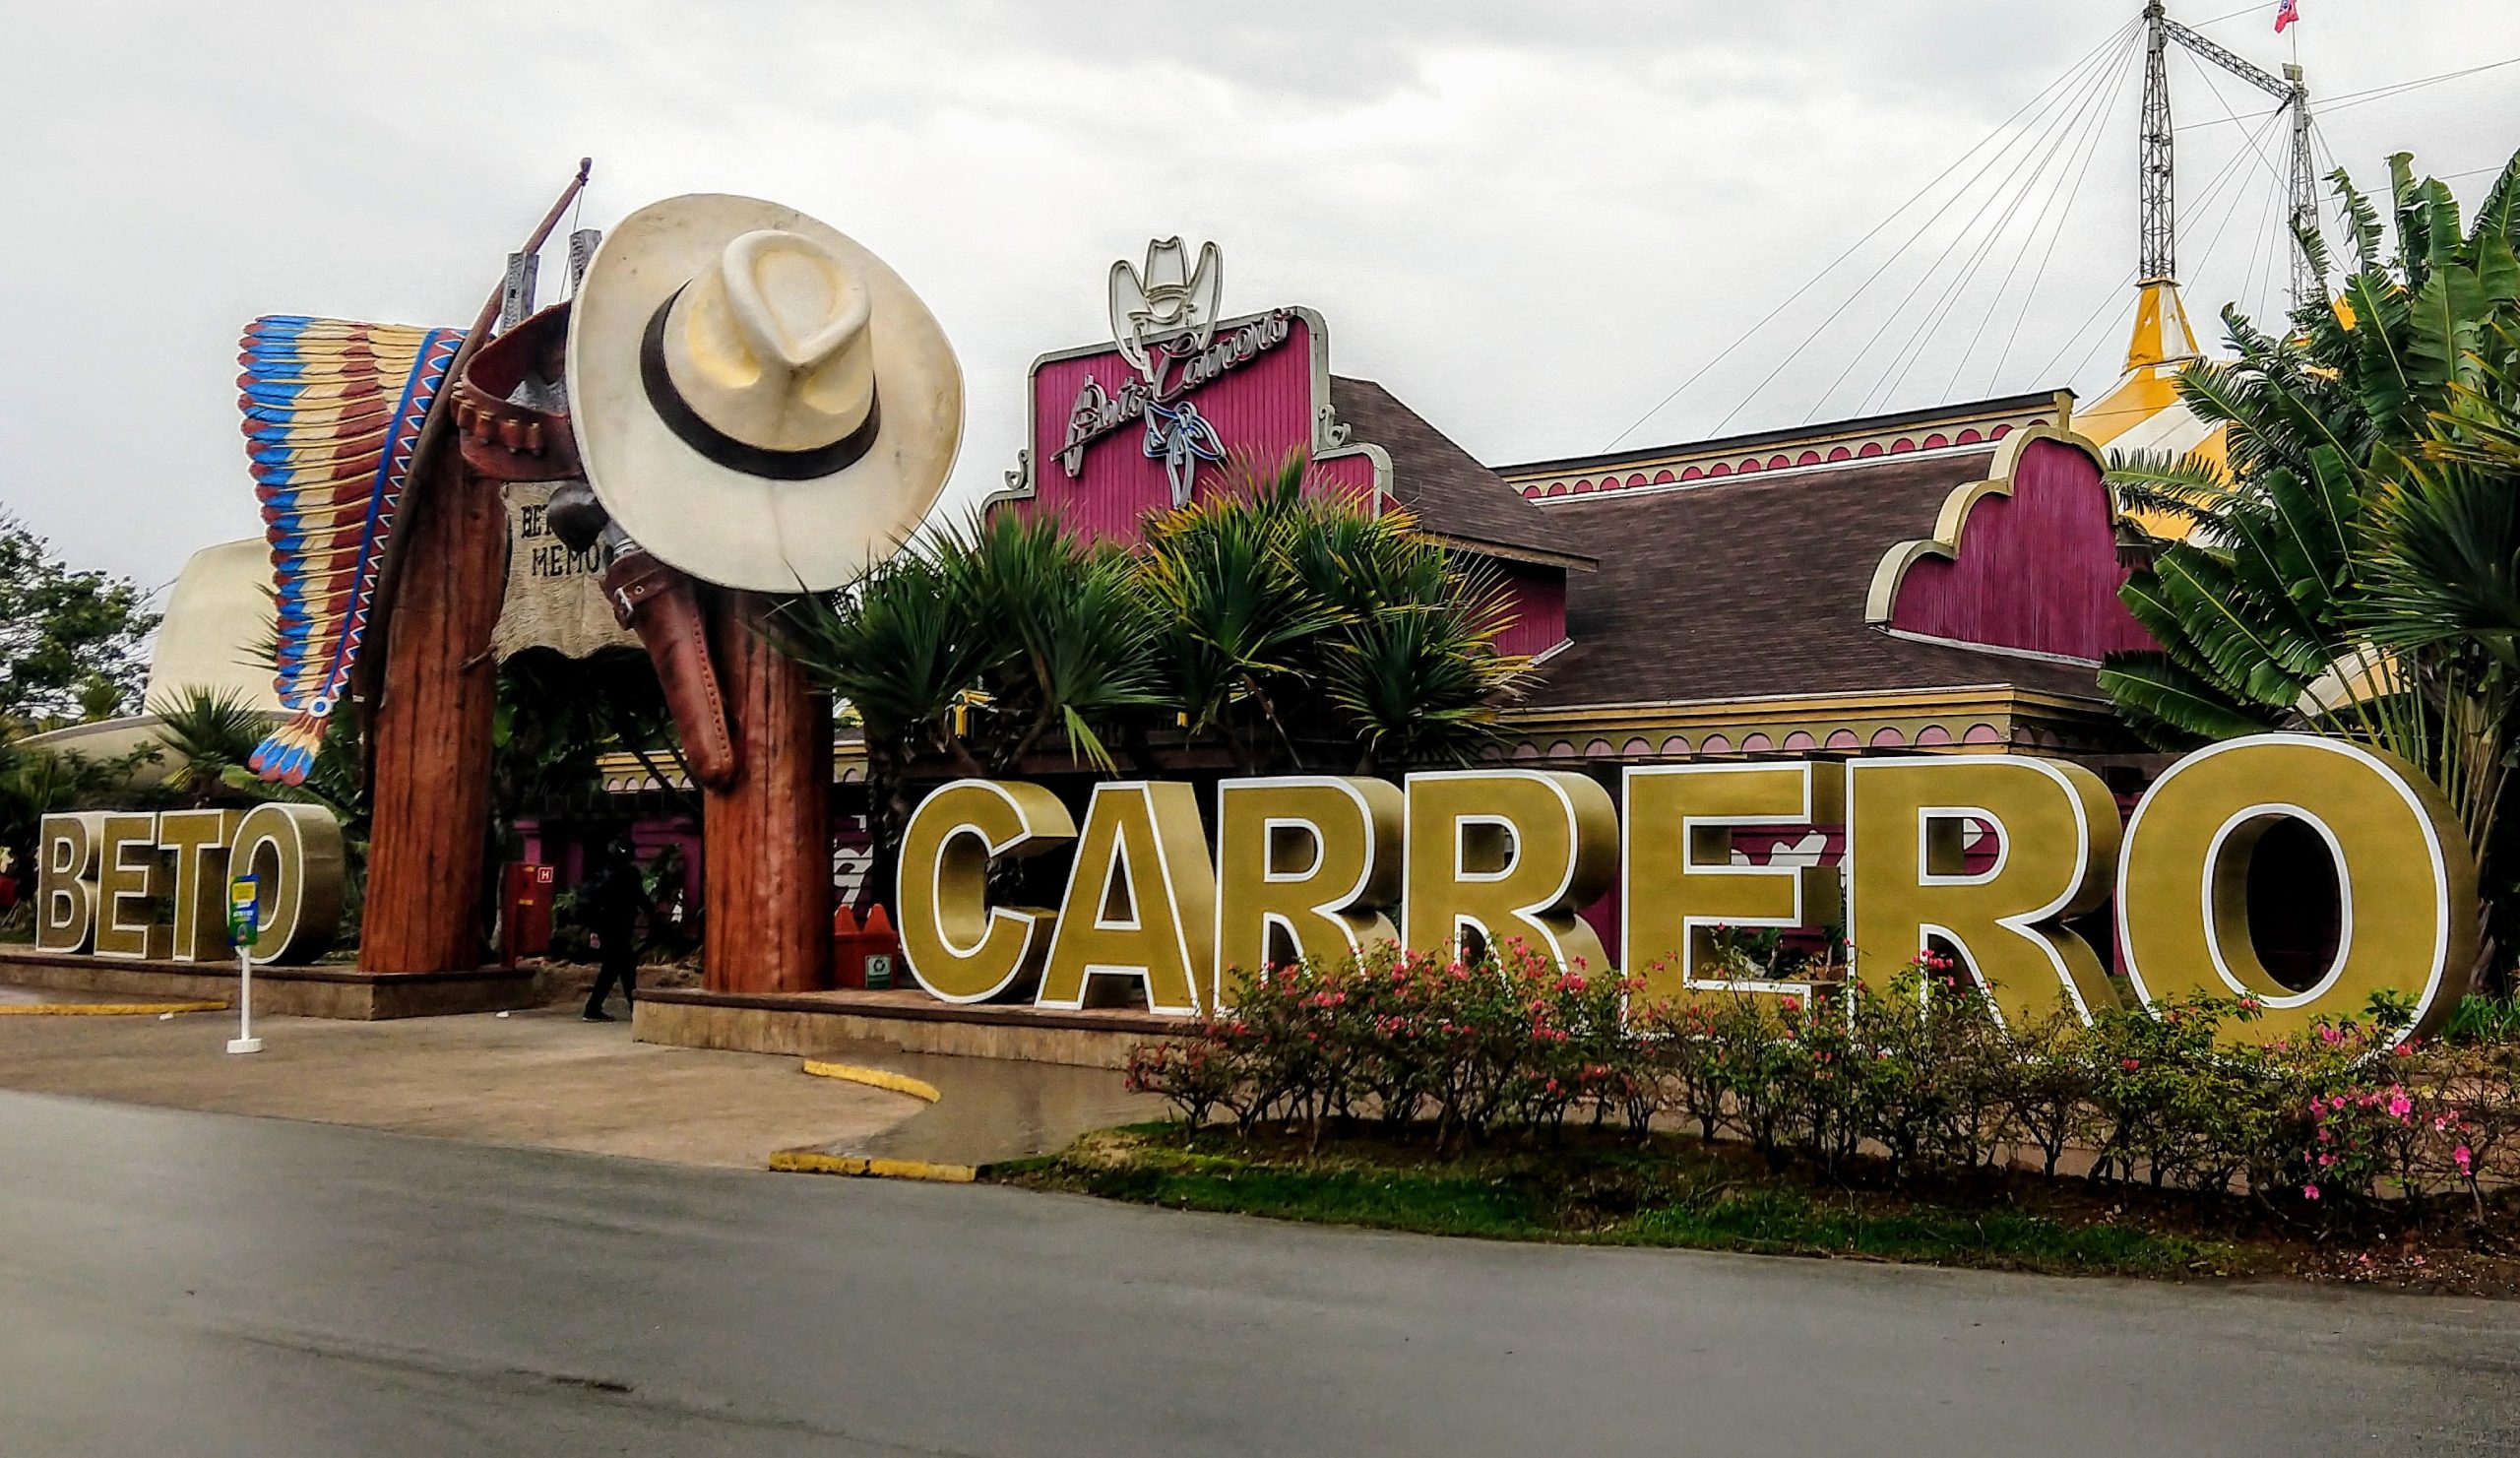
left=453, top=194, right=963, bottom=791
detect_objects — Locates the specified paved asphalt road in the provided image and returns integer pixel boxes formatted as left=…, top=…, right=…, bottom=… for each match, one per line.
left=1, top=1090, right=2514, bottom=1456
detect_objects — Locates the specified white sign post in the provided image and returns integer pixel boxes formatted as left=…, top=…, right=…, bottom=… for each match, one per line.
left=226, top=874, right=263, bottom=1055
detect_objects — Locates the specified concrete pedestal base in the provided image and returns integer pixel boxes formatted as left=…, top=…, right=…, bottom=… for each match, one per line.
left=0, top=952, right=538, bottom=1020
left=633, top=987, right=1182, bottom=1070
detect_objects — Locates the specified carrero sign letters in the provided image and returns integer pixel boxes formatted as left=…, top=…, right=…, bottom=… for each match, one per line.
left=897, top=733, right=2481, bottom=1045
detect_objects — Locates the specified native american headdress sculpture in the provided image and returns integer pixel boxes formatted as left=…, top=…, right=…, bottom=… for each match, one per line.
left=237, top=316, right=464, bottom=784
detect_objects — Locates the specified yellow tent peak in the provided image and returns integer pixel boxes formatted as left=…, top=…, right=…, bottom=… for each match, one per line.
left=2125, top=278, right=2202, bottom=373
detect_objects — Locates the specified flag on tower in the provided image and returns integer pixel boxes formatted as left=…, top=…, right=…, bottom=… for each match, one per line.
left=2275, top=0, right=2300, bottom=32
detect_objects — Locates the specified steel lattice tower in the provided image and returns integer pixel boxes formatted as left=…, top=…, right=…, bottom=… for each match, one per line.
left=2139, top=1, right=2177, bottom=284
left=2140, top=0, right=2319, bottom=310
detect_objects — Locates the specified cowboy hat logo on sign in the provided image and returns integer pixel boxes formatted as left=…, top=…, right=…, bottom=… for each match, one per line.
left=1059, top=237, right=1295, bottom=503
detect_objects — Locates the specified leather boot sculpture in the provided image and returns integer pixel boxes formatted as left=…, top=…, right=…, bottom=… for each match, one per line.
left=449, top=195, right=965, bottom=801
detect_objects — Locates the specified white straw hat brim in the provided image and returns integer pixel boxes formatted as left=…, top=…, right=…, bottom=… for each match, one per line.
left=568, top=194, right=962, bottom=593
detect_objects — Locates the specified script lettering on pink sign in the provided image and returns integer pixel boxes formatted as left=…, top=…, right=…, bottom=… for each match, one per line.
left=1007, top=309, right=1378, bottom=547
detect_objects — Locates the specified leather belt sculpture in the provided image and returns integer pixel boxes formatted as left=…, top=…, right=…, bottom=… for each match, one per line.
left=452, top=299, right=740, bottom=792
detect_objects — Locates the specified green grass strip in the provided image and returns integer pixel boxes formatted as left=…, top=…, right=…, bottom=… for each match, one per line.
left=1023, top=1130, right=2257, bottom=1280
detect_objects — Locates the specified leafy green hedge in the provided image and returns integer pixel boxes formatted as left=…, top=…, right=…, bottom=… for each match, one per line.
left=1127, top=944, right=2520, bottom=1235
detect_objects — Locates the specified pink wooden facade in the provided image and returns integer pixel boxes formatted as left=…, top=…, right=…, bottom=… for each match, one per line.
left=1491, top=561, right=1569, bottom=659
left=1886, top=437, right=2153, bottom=662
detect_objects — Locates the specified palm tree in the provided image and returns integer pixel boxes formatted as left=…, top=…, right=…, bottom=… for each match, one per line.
left=2104, top=149, right=2520, bottom=868
left=1284, top=493, right=1528, bottom=772
left=150, top=686, right=269, bottom=806
left=778, top=455, right=1536, bottom=898
left=1139, top=452, right=1351, bottom=769
left=780, top=511, right=1163, bottom=905
left=946, top=509, right=1164, bottom=775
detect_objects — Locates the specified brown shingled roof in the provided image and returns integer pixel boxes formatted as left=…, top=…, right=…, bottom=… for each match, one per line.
left=1524, top=447, right=2109, bottom=710
left=1331, top=377, right=1595, bottom=568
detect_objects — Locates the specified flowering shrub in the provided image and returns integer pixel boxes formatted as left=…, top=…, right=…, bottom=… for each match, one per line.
left=1125, top=940, right=1650, bottom=1152
left=1126, top=947, right=2520, bottom=1236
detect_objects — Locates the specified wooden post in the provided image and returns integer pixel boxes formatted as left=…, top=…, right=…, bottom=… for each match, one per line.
left=360, top=453, right=504, bottom=974
left=703, top=590, right=833, bottom=993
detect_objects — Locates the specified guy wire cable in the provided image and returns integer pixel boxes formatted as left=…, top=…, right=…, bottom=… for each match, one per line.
left=1876, top=34, right=2142, bottom=413
left=1832, top=31, right=2138, bottom=420
left=2027, top=104, right=2279, bottom=388
left=1716, top=21, right=2142, bottom=434
left=1913, top=35, right=2146, bottom=410
left=1985, top=27, right=2146, bottom=393
left=1597, top=14, right=2141, bottom=450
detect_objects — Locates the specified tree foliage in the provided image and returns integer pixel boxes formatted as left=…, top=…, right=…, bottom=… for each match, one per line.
left=783, top=450, right=1529, bottom=781
left=2103, top=148, right=2520, bottom=877
left=777, top=450, right=1532, bottom=898
left=149, top=686, right=268, bottom=807
left=0, top=736, right=160, bottom=898
left=0, top=509, right=159, bottom=729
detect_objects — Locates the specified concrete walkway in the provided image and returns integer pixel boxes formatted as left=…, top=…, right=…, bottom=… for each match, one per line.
left=0, top=1001, right=924, bottom=1168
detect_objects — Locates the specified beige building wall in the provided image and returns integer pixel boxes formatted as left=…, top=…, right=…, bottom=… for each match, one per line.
left=144, top=539, right=281, bottom=712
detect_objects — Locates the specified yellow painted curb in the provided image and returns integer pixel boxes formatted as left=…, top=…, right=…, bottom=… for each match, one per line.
left=801, top=1058, right=942, bottom=1103
left=770, top=1149, right=976, bottom=1182
left=0, top=1000, right=227, bottom=1017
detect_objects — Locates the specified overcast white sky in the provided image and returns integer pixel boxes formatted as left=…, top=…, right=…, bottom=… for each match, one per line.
left=2, top=1, right=2515, bottom=597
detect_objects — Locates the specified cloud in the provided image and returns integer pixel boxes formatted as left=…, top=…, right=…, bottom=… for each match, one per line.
left=1, top=0, right=2514, bottom=594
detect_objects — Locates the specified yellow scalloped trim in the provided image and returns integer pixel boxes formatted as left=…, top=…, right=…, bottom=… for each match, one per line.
left=1863, top=423, right=2113, bottom=627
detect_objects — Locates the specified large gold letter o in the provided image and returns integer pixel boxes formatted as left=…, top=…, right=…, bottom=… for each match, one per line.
left=2116, top=734, right=2479, bottom=1044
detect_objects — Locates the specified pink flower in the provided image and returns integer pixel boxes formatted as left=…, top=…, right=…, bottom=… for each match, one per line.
left=2302, top=1184, right=2321, bottom=1201
left=2319, top=1026, right=2344, bottom=1046
left=1780, top=995, right=1802, bottom=1015
left=2454, top=1146, right=2474, bottom=1172
left=2386, top=1091, right=2413, bottom=1120
left=2120, top=1058, right=2141, bottom=1072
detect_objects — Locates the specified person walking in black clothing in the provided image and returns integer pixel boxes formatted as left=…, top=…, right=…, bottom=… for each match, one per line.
left=582, top=837, right=650, bottom=1022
